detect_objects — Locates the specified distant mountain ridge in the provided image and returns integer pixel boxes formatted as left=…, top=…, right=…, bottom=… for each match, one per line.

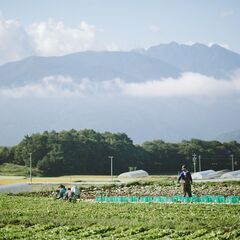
left=135, top=42, right=240, bottom=79
left=1, top=42, right=240, bottom=87
left=0, top=51, right=180, bottom=87
left=216, top=130, right=240, bottom=143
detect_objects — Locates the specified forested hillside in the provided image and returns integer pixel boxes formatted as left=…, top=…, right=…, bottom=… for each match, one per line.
left=0, top=129, right=239, bottom=176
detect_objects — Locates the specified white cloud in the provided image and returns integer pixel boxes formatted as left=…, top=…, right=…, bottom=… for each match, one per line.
left=184, top=42, right=230, bottom=50
left=220, top=10, right=234, bottom=17
left=27, top=19, right=96, bottom=56
left=105, top=43, right=121, bottom=51
left=208, top=42, right=231, bottom=50
left=1, top=72, right=240, bottom=99
left=149, top=24, right=161, bottom=33
left=119, top=73, right=238, bottom=97
left=0, top=19, right=35, bottom=65
left=0, top=18, right=97, bottom=65
left=0, top=75, right=121, bottom=98
left=185, top=41, right=196, bottom=46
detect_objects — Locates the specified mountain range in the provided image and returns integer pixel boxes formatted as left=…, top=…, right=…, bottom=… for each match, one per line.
left=0, top=51, right=180, bottom=87
left=137, top=42, right=240, bottom=79
left=0, top=42, right=240, bottom=146
left=1, top=42, right=240, bottom=87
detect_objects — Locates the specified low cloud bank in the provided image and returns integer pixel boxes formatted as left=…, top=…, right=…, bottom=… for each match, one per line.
left=1, top=72, right=240, bottom=99
left=120, top=72, right=240, bottom=97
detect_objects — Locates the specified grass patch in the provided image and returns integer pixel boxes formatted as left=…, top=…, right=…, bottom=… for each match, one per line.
left=0, top=163, right=28, bottom=176
left=0, top=163, right=41, bottom=177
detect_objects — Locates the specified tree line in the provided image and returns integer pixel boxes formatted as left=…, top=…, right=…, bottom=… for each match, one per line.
left=0, top=129, right=239, bottom=176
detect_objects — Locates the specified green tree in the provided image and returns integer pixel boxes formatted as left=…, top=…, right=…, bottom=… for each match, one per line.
left=37, top=144, right=65, bottom=176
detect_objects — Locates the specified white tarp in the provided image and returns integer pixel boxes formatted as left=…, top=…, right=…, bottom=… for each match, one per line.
left=220, top=170, right=240, bottom=179
left=118, top=170, right=149, bottom=178
left=192, top=170, right=215, bottom=179
left=192, top=169, right=231, bottom=179
left=213, top=170, right=230, bottom=178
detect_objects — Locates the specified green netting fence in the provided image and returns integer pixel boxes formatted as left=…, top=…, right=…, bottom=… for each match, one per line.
left=96, top=195, right=240, bottom=204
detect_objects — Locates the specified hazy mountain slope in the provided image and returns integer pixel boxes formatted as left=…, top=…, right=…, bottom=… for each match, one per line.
left=141, top=42, right=240, bottom=78
left=215, top=130, right=240, bottom=143
left=0, top=51, right=180, bottom=87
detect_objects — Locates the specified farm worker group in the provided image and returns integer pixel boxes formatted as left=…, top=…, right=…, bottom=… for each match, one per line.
left=178, top=165, right=193, bottom=197
left=56, top=184, right=81, bottom=201
left=55, top=166, right=193, bottom=201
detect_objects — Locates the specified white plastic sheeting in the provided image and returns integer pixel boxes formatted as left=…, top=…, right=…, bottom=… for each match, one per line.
left=192, top=169, right=233, bottom=180
left=118, top=170, right=149, bottom=178
left=192, top=170, right=215, bottom=179
left=220, top=170, right=240, bottom=179
left=213, top=170, right=230, bottom=178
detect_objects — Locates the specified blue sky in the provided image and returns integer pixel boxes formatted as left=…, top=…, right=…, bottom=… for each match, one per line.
left=0, top=0, right=239, bottom=65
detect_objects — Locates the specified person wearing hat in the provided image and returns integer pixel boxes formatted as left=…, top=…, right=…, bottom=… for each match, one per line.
left=178, top=165, right=193, bottom=197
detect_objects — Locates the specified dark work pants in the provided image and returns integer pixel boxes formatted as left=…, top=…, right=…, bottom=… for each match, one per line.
left=183, top=183, right=192, bottom=197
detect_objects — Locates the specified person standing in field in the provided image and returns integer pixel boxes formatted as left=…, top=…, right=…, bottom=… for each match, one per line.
left=178, top=165, right=193, bottom=197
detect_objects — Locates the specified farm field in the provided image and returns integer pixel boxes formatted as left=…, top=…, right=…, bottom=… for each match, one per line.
left=1, top=173, right=240, bottom=239
left=0, top=194, right=240, bottom=240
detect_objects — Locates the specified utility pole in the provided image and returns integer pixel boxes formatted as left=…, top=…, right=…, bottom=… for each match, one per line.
left=198, top=155, right=201, bottom=172
left=108, top=156, right=113, bottom=181
left=192, top=153, right=197, bottom=173
left=29, top=153, right=32, bottom=184
left=230, top=154, right=234, bottom=171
